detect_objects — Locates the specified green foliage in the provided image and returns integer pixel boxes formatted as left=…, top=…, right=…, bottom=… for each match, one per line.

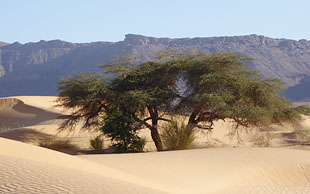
left=57, top=73, right=110, bottom=130
left=294, top=105, right=310, bottom=116
left=165, top=52, right=301, bottom=130
left=58, top=73, right=107, bottom=108
left=161, top=119, right=196, bottom=150
left=57, top=51, right=303, bottom=151
left=90, top=135, right=104, bottom=151
left=109, top=61, right=180, bottom=113
left=101, top=108, right=145, bottom=153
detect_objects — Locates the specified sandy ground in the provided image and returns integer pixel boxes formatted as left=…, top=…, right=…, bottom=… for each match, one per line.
left=0, top=96, right=101, bottom=149
left=80, top=148, right=310, bottom=194
left=0, top=137, right=167, bottom=194
left=0, top=96, right=310, bottom=194
left=0, top=97, right=62, bottom=131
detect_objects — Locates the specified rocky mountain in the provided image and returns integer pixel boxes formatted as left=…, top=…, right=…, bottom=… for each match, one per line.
left=0, top=42, right=8, bottom=47
left=0, top=34, right=310, bottom=101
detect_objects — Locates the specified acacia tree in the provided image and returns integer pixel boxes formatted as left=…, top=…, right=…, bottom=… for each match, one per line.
left=104, top=61, right=181, bottom=151
left=57, top=52, right=303, bottom=151
left=58, top=61, right=180, bottom=151
left=166, top=52, right=301, bottom=132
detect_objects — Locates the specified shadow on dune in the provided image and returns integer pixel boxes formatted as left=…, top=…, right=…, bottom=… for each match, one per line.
left=0, top=128, right=55, bottom=143
left=0, top=98, right=63, bottom=131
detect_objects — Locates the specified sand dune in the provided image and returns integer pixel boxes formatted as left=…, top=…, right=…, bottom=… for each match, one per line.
left=81, top=148, right=310, bottom=194
left=0, top=97, right=62, bottom=131
left=2, top=137, right=310, bottom=194
left=0, top=96, right=102, bottom=150
left=1, top=96, right=310, bottom=194
left=8, top=96, right=59, bottom=111
left=0, top=137, right=167, bottom=194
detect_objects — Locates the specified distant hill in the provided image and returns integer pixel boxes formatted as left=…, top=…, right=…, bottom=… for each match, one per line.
left=0, top=41, right=8, bottom=47
left=0, top=34, right=310, bottom=101
left=283, top=75, right=310, bottom=101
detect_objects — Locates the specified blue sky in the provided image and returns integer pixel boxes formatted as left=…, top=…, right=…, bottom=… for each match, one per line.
left=1, top=0, right=310, bottom=43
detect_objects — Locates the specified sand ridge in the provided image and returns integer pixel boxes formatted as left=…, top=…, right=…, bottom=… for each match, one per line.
left=0, top=96, right=95, bottom=149
left=0, top=137, right=168, bottom=194
left=0, top=97, right=62, bottom=131
left=80, top=148, right=310, bottom=194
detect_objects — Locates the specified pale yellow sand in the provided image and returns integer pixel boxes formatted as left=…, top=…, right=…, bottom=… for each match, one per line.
left=0, top=97, right=101, bottom=149
left=0, top=97, right=62, bottom=131
left=1, top=136, right=310, bottom=194
left=80, top=148, right=310, bottom=194
left=0, top=137, right=167, bottom=194
left=1, top=96, right=310, bottom=194
left=7, top=96, right=60, bottom=111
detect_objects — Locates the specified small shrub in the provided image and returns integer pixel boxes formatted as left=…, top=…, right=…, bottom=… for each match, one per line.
left=251, top=133, right=272, bottom=147
left=161, top=120, right=195, bottom=150
left=294, top=105, right=310, bottom=116
left=39, top=139, right=79, bottom=153
left=102, top=108, right=146, bottom=153
left=132, top=137, right=146, bottom=152
left=90, top=135, right=104, bottom=150
left=112, top=137, right=146, bottom=153
left=295, top=129, right=310, bottom=144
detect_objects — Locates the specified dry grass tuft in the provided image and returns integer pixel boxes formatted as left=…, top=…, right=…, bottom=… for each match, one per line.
left=161, top=120, right=196, bottom=150
left=90, top=135, right=104, bottom=151
left=39, top=139, right=79, bottom=154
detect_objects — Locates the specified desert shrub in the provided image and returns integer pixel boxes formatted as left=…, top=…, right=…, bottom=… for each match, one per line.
left=39, top=139, right=79, bottom=153
left=251, top=133, right=272, bottom=147
left=295, top=129, right=310, bottom=144
left=101, top=108, right=146, bottom=153
left=294, top=105, right=310, bottom=116
left=161, top=120, right=195, bottom=150
left=112, top=137, right=146, bottom=153
left=90, top=135, right=104, bottom=150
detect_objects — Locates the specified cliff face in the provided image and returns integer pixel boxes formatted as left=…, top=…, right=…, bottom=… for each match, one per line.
left=0, top=34, right=310, bottom=101
left=0, top=40, right=78, bottom=77
left=122, top=34, right=310, bottom=87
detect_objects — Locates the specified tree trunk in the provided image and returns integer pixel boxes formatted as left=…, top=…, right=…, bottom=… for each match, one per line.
left=150, top=125, right=164, bottom=151
left=187, top=108, right=201, bottom=131
left=147, top=106, right=164, bottom=151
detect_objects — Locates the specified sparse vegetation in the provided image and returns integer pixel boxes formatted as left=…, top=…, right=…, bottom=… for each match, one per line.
left=39, top=139, right=79, bottom=154
left=101, top=108, right=146, bottom=153
left=90, top=135, right=104, bottom=151
left=252, top=133, right=273, bottom=147
left=57, top=51, right=304, bottom=152
left=295, top=129, right=310, bottom=145
left=161, top=119, right=196, bottom=150
left=294, top=105, right=310, bottom=116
